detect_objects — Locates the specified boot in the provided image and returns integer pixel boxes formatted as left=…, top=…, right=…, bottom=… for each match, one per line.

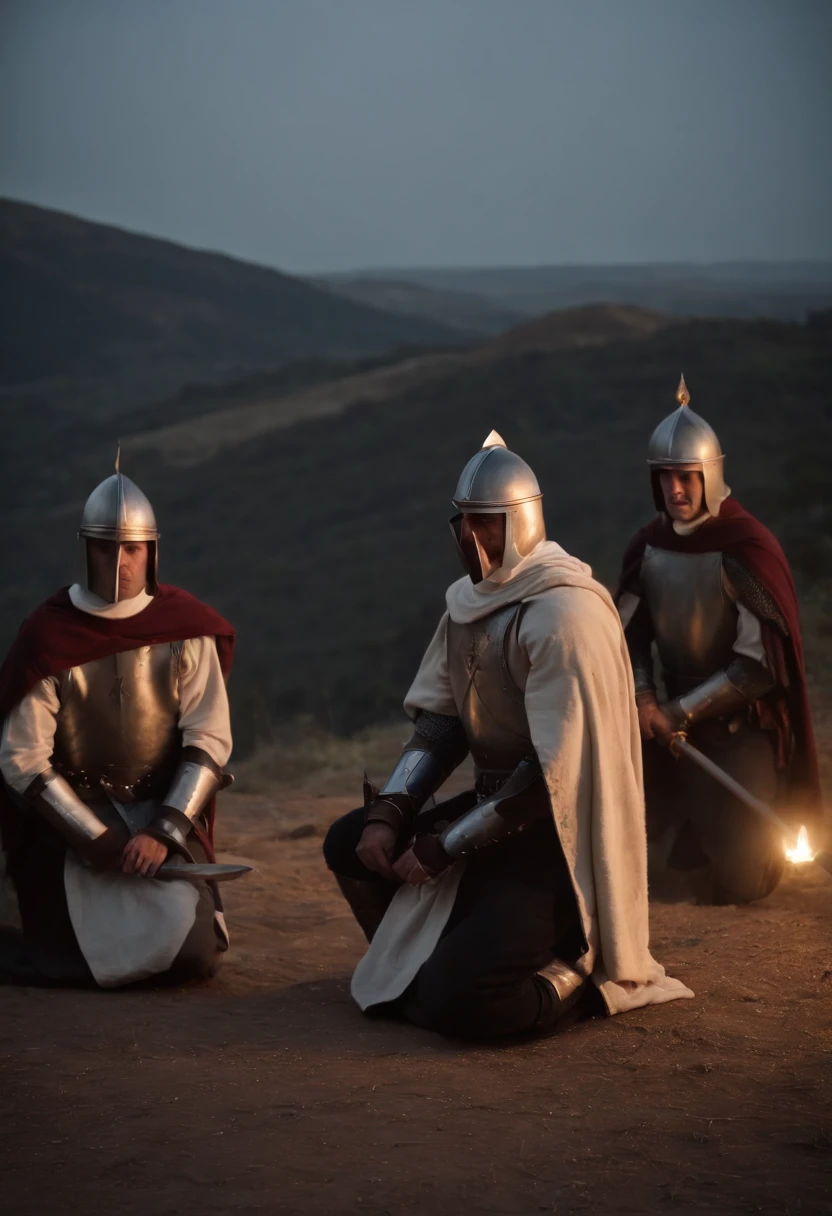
left=532, top=958, right=587, bottom=1034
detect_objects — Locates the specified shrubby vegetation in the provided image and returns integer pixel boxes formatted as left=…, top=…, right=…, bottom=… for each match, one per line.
left=3, top=312, right=831, bottom=758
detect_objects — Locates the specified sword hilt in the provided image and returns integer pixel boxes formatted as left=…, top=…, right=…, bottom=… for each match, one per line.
left=668, top=730, right=688, bottom=759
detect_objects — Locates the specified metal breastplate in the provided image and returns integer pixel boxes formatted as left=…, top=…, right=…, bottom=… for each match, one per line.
left=447, top=604, right=532, bottom=776
left=641, top=546, right=738, bottom=695
left=53, top=642, right=183, bottom=801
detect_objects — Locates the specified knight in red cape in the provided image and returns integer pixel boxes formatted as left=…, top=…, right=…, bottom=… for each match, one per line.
left=616, top=376, right=821, bottom=905
left=0, top=458, right=237, bottom=986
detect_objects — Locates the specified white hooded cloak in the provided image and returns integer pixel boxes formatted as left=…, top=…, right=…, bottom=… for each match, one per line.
left=351, top=540, right=694, bottom=1015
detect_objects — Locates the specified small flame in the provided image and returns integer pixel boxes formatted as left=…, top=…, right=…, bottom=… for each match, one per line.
left=785, top=824, right=814, bottom=863
left=676, top=374, right=690, bottom=407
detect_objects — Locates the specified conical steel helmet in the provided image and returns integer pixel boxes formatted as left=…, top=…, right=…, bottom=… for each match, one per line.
left=450, top=430, right=546, bottom=583
left=78, top=447, right=160, bottom=600
left=647, top=376, right=730, bottom=515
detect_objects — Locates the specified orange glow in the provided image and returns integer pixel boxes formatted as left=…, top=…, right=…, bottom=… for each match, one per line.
left=785, top=825, right=814, bottom=863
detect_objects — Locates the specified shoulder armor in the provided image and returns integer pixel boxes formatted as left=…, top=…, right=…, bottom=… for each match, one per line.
left=722, top=554, right=789, bottom=637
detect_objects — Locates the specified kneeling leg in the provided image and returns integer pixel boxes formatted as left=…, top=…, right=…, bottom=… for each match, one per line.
left=402, top=835, right=586, bottom=1040
left=165, top=882, right=224, bottom=982
left=323, top=807, right=399, bottom=941
left=689, top=731, right=784, bottom=905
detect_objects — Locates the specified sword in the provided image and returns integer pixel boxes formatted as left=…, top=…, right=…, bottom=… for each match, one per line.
left=669, top=733, right=832, bottom=878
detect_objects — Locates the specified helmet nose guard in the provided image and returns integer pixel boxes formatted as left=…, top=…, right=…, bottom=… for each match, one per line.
left=78, top=446, right=160, bottom=601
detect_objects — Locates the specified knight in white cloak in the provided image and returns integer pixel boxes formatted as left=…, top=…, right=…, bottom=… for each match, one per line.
left=323, top=432, right=693, bottom=1040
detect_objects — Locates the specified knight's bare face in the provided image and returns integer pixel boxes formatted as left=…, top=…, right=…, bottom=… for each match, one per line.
left=87, top=540, right=149, bottom=602
left=460, top=513, right=505, bottom=564
left=659, top=470, right=705, bottom=523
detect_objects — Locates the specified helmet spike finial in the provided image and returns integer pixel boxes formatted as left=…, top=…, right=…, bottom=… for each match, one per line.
left=115, top=441, right=121, bottom=474
left=482, top=429, right=507, bottom=449
left=676, top=374, right=690, bottom=408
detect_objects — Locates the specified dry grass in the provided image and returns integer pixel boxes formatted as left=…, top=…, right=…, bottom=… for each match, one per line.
left=231, top=716, right=411, bottom=797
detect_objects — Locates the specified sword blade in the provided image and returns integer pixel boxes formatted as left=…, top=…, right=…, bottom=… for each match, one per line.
left=155, top=862, right=253, bottom=884
left=103, top=788, right=136, bottom=832
left=672, top=735, right=832, bottom=878
left=672, top=735, right=795, bottom=842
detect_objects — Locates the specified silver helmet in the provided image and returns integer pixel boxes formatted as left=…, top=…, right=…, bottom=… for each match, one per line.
left=647, top=375, right=730, bottom=516
left=450, top=430, right=546, bottom=584
left=78, top=448, right=160, bottom=601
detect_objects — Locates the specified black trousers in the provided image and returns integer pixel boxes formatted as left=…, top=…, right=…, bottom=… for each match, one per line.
left=2, top=817, right=223, bottom=986
left=324, top=792, right=587, bottom=1040
left=644, top=720, right=785, bottom=905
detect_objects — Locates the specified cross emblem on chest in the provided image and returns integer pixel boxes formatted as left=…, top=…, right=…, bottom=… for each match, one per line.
left=465, top=629, right=490, bottom=679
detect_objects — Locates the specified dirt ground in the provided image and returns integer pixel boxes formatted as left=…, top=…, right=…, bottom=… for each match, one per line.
left=2, top=788, right=831, bottom=1216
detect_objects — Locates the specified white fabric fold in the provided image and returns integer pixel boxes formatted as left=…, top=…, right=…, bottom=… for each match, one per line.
left=68, top=584, right=154, bottom=618
left=64, top=853, right=199, bottom=988
left=351, top=864, right=465, bottom=1010
left=444, top=538, right=592, bottom=621
left=672, top=513, right=711, bottom=536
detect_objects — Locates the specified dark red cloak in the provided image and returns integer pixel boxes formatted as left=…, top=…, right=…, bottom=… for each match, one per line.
left=616, top=497, right=821, bottom=829
left=0, top=585, right=236, bottom=857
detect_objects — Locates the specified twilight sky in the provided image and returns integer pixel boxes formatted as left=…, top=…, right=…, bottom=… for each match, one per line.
left=1, top=0, right=830, bottom=273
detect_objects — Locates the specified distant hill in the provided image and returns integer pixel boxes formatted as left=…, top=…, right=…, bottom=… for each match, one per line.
left=310, top=274, right=522, bottom=336
left=99, top=305, right=680, bottom=468
left=0, top=199, right=465, bottom=413
left=0, top=303, right=675, bottom=508
left=3, top=308, right=831, bottom=752
left=350, top=263, right=832, bottom=323
left=483, top=303, right=675, bottom=355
